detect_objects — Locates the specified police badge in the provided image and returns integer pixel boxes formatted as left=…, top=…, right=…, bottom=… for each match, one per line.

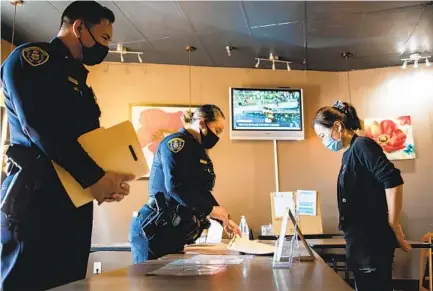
left=167, top=138, right=185, bottom=153
left=22, top=47, right=50, bottom=67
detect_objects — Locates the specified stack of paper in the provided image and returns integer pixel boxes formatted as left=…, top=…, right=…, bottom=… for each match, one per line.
left=170, top=255, right=248, bottom=265
left=227, top=236, right=275, bottom=255
left=148, top=263, right=226, bottom=276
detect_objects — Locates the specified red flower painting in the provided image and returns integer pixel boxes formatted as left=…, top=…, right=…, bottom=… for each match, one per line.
left=136, top=108, right=184, bottom=154
left=131, top=105, right=198, bottom=178
left=364, top=116, right=415, bottom=160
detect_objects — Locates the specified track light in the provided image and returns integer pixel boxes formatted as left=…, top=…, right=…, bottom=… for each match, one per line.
left=401, top=53, right=431, bottom=69
left=254, top=54, right=292, bottom=71
left=255, top=59, right=260, bottom=68
left=226, top=45, right=234, bottom=57
left=108, top=44, right=144, bottom=64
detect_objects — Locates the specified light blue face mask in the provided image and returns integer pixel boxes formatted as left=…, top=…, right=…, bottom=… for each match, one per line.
left=322, top=134, right=343, bottom=152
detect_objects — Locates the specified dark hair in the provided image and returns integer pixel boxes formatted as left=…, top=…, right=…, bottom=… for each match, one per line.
left=312, top=100, right=362, bottom=131
left=60, top=1, right=115, bottom=28
left=181, top=104, right=225, bottom=125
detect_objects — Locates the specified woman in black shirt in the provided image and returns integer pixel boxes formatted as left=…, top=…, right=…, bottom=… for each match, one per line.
left=312, top=100, right=412, bottom=291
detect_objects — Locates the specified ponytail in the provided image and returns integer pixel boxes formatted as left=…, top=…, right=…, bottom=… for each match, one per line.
left=181, top=104, right=225, bottom=126
left=181, top=109, right=194, bottom=125
left=313, top=100, right=362, bottom=131
left=333, top=101, right=362, bottom=131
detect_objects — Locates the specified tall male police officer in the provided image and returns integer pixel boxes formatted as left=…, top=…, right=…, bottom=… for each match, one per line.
left=0, top=2, right=134, bottom=290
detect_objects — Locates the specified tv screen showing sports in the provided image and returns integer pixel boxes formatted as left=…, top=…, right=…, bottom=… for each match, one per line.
left=229, top=87, right=304, bottom=140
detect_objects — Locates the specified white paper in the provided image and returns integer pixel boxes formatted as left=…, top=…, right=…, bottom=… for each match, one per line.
left=273, top=192, right=295, bottom=218
left=148, top=263, right=226, bottom=276
left=227, top=236, right=275, bottom=255
left=206, top=219, right=223, bottom=244
left=297, top=190, right=317, bottom=216
left=170, top=255, right=248, bottom=265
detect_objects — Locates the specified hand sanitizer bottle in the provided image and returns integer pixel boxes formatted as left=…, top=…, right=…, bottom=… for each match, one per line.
left=239, top=216, right=249, bottom=240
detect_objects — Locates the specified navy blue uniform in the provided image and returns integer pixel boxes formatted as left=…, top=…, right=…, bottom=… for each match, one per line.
left=130, top=128, right=219, bottom=262
left=0, top=37, right=105, bottom=290
left=338, top=134, right=403, bottom=291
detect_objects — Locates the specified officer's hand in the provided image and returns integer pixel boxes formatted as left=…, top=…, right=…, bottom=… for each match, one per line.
left=90, top=171, right=135, bottom=203
left=210, top=206, right=229, bottom=227
left=224, top=219, right=242, bottom=238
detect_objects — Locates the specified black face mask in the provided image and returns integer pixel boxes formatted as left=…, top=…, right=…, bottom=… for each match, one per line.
left=79, top=24, right=109, bottom=66
left=200, top=123, right=219, bottom=149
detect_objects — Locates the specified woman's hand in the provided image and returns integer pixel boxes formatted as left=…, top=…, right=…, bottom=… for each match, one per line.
left=224, top=220, right=242, bottom=238
left=393, top=224, right=412, bottom=252
left=210, top=206, right=229, bottom=227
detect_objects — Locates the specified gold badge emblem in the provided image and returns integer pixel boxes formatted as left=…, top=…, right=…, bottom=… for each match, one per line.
left=22, top=47, right=49, bottom=67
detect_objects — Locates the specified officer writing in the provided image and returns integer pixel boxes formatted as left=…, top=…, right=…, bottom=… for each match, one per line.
left=129, top=104, right=241, bottom=263
left=0, top=2, right=134, bottom=290
left=313, top=100, right=411, bottom=291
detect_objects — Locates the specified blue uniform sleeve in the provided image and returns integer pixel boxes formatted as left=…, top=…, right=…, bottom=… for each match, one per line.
left=353, top=137, right=404, bottom=189
left=1, top=46, right=104, bottom=188
left=160, top=138, right=214, bottom=216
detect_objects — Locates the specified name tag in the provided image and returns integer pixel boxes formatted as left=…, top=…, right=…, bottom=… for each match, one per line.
left=68, top=76, right=79, bottom=85
left=200, top=159, right=208, bottom=164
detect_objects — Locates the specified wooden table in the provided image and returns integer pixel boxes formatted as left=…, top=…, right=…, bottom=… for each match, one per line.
left=90, top=238, right=433, bottom=253
left=307, top=238, right=433, bottom=249
left=50, top=254, right=354, bottom=291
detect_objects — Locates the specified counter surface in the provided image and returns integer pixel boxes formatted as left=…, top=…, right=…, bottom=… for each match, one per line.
left=50, top=254, right=353, bottom=291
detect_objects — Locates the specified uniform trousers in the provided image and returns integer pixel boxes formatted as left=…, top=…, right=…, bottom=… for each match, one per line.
left=1, top=168, right=93, bottom=291
left=129, top=204, right=191, bottom=263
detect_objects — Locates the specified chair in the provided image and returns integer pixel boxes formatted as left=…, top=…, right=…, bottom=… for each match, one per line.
left=419, top=232, right=432, bottom=291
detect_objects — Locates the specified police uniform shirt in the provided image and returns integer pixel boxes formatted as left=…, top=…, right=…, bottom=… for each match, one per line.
left=0, top=37, right=105, bottom=189
left=337, top=134, right=404, bottom=232
left=148, top=128, right=219, bottom=217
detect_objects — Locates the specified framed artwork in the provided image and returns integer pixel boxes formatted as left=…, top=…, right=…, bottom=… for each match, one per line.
left=130, top=104, right=199, bottom=179
left=364, top=115, right=416, bottom=160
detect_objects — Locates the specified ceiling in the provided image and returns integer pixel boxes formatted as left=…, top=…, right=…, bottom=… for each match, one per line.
left=1, top=1, right=432, bottom=71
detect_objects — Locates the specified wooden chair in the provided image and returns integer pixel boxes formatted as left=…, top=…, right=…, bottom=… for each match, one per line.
left=419, top=232, right=432, bottom=291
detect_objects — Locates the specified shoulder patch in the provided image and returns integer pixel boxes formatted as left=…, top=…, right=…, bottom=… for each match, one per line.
left=21, top=46, right=49, bottom=67
left=167, top=137, right=185, bottom=153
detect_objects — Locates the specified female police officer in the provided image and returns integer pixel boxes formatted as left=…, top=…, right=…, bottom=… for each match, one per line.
left=312, top=100, right=412, bottom=291
left=130, top=104, right=241, bottom=263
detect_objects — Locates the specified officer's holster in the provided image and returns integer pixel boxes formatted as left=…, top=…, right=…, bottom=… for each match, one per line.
left=140, top=192, right=211, bottom=258
left=0, top=145, right=49, bottom=222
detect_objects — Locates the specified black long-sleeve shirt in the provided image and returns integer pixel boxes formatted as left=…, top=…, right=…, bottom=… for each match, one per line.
left=337, top=134, right=404, bottom=232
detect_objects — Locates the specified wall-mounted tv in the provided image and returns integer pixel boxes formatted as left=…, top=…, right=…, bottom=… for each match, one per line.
left=229, top=87, right=304, bottom=140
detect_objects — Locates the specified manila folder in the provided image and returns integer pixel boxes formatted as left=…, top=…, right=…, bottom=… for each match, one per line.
left=52, top=121, right=147, bottom=208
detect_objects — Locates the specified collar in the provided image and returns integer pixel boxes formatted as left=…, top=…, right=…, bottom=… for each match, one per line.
left=349, top=133, right=359, bottom=147
left=179, top=128, right=202, bottom=146
left=179, top=127, right=191, bottom=136
left=49, top=37, right=89, bottom=76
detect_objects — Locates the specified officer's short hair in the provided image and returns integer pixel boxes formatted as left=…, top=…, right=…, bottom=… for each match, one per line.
left=60, top=1, right=115, bottom=28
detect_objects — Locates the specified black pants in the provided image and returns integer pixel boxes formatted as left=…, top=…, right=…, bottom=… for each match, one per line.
left=0, top=171, right=93, bottom=291
left=345, top=227, right=396, bottom=291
